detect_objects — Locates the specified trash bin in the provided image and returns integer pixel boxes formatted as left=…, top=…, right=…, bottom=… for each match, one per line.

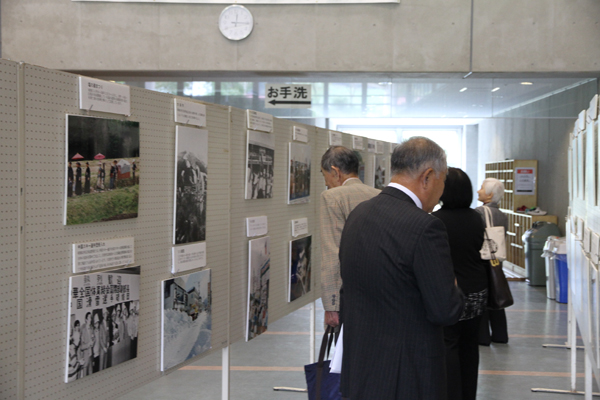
left=553, top=238, right=568, bottom=303
left=542, top=236, right=560, bottom=299
left=522, top=222, right=561, bottom=286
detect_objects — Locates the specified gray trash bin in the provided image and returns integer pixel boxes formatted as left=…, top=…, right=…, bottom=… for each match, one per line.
left=522, top=221, right=561, bottom=286
left=541, top=236, right=560, bottom=298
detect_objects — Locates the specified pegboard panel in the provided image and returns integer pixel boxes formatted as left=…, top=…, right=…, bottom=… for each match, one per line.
left=20, top=64, right=231, bottom=399
left=228, top=109, right=324, bottom=345
left=0, top=59, right=20, bottom=400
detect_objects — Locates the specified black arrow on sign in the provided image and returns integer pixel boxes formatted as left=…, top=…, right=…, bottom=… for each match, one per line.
left=268, top=100, right=311, bottom=105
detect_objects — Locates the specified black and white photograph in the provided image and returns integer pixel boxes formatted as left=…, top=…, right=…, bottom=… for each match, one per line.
left=174, top=126, right=208, bottom=245
left=65, top=266, right=140, bottom=383
left=245, top=130, right=275, bottom=200
left=288, top=142, right=311, bottom=204
left=247, top=236, right=271, bottom=341
left=374, top=155, right=387, bottom=190
left=162, top=269, right=212, bottom=371
left=65, top=115, right=140, bottom=225
left=289, top=235, right=312, bottom=302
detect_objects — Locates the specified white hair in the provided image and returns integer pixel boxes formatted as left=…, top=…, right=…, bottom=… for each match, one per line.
left=482, top=178, right=505, bottom=204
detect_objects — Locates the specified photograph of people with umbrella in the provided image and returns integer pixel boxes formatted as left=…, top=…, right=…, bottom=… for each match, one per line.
left=65, top=115, right=140, bottom=225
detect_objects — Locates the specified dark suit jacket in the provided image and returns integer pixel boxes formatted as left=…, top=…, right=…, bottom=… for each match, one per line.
left=340, top=186, right=465, bottom=400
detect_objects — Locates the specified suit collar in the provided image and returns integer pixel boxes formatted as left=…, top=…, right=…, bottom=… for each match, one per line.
left=342, top=177, right=362, bottom=186
left=381, top=186, right=419, bottom=207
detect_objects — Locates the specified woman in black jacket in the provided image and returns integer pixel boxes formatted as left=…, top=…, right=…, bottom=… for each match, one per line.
left=433, top=167, right=488, bottom=400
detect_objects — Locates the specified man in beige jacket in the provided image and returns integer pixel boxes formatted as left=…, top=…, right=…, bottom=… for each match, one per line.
left=320, top=146, right=380, bottom=328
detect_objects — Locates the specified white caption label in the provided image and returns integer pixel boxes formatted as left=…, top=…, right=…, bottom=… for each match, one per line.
left=72, top=237, right=134, bottom=273
left=246, top=216, right=268, bottom=237
left=172, top=242, right=207, bottom=274
left=79, top=76, right=131, bottom=116
left=293, top=126, right=309, bottom=143
left=291, top=218, right=309, bottom=237
left=174, top=99, right=207, bottom=127
left=247, top=110, right=273, bottom=133
left=329, top=131, right=342, bottom=146
left=353, top=136, right=364, bottom=150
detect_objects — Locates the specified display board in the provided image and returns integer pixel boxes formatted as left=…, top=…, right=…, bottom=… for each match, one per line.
left=568, top=96, right=600, bottom=395
left=0, top=59, right=396, bottom=399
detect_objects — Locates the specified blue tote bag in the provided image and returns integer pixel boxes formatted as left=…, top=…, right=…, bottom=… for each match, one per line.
left=304, top=326, right=342, bottom=400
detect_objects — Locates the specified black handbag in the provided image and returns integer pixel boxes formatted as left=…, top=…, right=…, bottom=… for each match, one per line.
left=304, top=326, right=342, bottom=400
left=486, top=253, right=514, bottom=310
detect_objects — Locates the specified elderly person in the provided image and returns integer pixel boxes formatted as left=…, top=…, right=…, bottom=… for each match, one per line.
left=433, top=168, right=488, bottom=400
left=339, top=137, right=464, bottom=400
left=476, top=178, right=510, bottom=345
left=319, top=146, right=380, bottom=330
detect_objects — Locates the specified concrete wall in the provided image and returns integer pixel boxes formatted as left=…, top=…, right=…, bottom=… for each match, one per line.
left=476, top=80, right=598, bottom=234
left=2, top=0, right=600, bottom=74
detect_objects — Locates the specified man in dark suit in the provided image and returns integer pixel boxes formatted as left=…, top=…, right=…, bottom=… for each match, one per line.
left=339, top=137, right=465, bottom=400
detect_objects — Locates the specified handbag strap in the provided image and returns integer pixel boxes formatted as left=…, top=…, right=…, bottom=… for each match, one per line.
left=483, top=205, right=493, bottom=228
left=315, top=326, right=335, bottom=400
left=317, top=325, right=335, bottom=367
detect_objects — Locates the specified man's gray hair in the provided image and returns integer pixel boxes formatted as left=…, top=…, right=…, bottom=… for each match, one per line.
left=390, top=137, right=447, bottom=178
left=320, top=146, right=359, bottom=175
left=481, top=178, right=505, bottom=204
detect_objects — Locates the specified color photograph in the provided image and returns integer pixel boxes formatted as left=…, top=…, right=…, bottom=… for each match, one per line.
left=65, top=266, right=140, bottom=383
left=247, top=236, right=270, bottom=341
left=289, top=235, right=312, bottom=302
left=245, top=130, right=275, bottom=199
left=161, top=269, right=212, bottom=371
left=174, top=126, right=208, bottom=245
left=65, top=115, right=140, bottom=225
left=288, top=142, right=311, bottom=204
left=374, top=155, right=387, bottom=190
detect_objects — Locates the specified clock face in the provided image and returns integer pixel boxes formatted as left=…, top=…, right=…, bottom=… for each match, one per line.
left=219, top=5, right=254, bottom=41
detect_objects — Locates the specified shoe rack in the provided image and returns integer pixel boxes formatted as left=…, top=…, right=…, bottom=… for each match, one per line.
left=485, top=159, right=557, bottom=271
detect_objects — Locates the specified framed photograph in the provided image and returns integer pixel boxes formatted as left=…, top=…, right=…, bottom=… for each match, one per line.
left=174, top=126, right=208, bottom=245
left=65, top=115, right=140, bottom=225
left=247, top=236, right=270, bottom=341
left=288, top=142, right=311, bottom=204
left=161, top=269, right=212, bottom=371
left=245, top=130, right=275, bottom=199
left=65, top=266, right=140, bottom=383
left=373, top=155, right=387, bottom=190
left=289, top=235, right=312, bottom=302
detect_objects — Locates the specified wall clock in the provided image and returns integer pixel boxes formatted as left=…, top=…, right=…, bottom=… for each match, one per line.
left=219, top=5, right=254, bottom=41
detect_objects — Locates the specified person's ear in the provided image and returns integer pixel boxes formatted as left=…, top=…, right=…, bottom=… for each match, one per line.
left=420, top=168, right=435, bottom=190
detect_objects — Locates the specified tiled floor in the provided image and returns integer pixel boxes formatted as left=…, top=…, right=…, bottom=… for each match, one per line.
left=120, top=282, right=594, bottom=399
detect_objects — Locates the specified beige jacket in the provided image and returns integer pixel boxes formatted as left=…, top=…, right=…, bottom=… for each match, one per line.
left=320, top=178, right=380, bottom=311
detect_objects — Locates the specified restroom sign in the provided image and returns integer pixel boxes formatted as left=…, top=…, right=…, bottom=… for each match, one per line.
left=265, top=84, right=311, bottom=108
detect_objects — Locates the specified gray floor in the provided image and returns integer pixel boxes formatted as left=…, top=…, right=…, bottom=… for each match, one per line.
left=120, top=282, right=594, bottom=399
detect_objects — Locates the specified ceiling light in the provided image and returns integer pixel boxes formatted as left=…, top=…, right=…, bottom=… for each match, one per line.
left=378, top=82, right=392, bottom=86
left=491, top=87, right=500, bottom=92
left=460, top=87, right=467, bottom=92
left=521, top=82, right=533, bottom=85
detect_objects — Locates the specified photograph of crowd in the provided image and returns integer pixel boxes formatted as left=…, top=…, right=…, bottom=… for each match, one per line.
left=374, top=155, right=387, bottom=190
left=174, top=126, right=208, bottom=245
left=245, top=130, right=275, bottom=200
left=162, top=269, right=212, bottom=371
left=288, top=142, right=311, bottom=204
left=289, top=235, right=312, bottom=302
left=65, top=115, right=140, bottom=225
left=247, top=236, right=270, bottom=341
left=65, top=266, right=140, bottom=383
left=354, top=150, right=366, bottom=183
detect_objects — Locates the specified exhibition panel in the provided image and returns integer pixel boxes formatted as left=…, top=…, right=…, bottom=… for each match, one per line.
left=0, top=59, right=19, bottom=400
left=0, top=60, right=397, bottom=399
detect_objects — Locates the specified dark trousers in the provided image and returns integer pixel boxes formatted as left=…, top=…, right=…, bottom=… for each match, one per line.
left=444, top=316, right=482, bottom=400
left=479, top=309, right=508, bottom=344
